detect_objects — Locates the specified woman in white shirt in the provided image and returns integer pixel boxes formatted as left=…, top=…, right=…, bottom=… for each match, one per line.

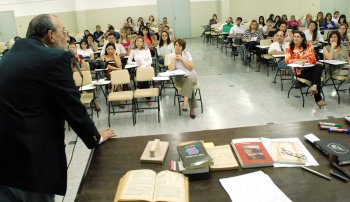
left=168, top=39, right=198, bottom=118
left=127, top=37, right=152, bottom=67
left=303, top=21, right=324, bottom=45
left=77, top=39, right=94, bottom=60
left=156, top=31, right=175, bottom=65
left=127, top=37, right=153, bottom=105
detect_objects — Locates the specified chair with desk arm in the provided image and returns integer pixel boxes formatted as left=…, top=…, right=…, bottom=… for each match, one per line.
left=174, top=80, right=203, bottom=116
left=321, top=61, right=349, bottom=104
left=73, top=70, right=98, bottom=119
left=133, top=67, right=160, bottom=123
left=287, top=64, right=325, bottom=107
left=107, top=70, right=135, bottom=126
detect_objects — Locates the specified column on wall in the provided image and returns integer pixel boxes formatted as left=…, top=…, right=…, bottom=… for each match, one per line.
left=220, top=0, right=230, bottom=23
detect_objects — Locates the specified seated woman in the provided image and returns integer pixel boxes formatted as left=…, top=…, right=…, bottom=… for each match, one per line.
left=140, top=27, right=156, bottom=56
left=148, top=15, right=157, bottom=27
left=287, top=15, right=300, bottom=30
left=120, top=29, right=130, bottom=52
left=69, top=43, right=89, bottom=72
left=338, top=23, right=349, bottom=47
left=258, top=16, right=265, bottom=31
left=100, top=43, right=122, bottom=80
left=127, top=37, right=153, bottom=105
left=323, top=30, right=350, bottom=76
left=167, top=39, right=197, bottom=119
left=86, top=34, right=98, bottom=52
left=124, top=17, right=134, bottom=29
left=285, top=31, right=326, bottom=108
left=303, top=21, right=324, bottom=45
left=337, top=14, right=348, bottom=28
left=242, top=20, right=263, bottom=64
left=77, top=39, right=95, bottom=61
left=301, top=14, right=312, bottom=28
left=316, top=12, right=324, bottom=32
left=133, top=20, right=142, bottom=33
left=323, top=13, right=337, bottom=30
left=156, top=31, right=175, bottom=65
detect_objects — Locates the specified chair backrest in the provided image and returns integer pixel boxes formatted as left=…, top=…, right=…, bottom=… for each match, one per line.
left=135, top=67, right=155, bottom=82
left=110, top=69, right=130, bottom=85
left=164, top=54, right=169, bottom=66
left=73, top=70, right=92, bottom=87
left=260, top=39, right=272, bottom=46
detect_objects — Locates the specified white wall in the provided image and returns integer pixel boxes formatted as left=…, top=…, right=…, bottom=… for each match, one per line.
left=0, top=0, right=75, bottom=17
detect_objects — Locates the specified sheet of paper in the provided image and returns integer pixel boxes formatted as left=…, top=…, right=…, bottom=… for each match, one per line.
left=220, top=171, right=292, bottom=202
left=261, top=137, right=319, bottom=167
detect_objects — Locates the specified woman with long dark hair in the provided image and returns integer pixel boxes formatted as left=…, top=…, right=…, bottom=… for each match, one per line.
left=303, top=21, right=324, bottom=44
left=285, top=31, right=325, bottom=108
left=156, top=31, right=174, bottom=65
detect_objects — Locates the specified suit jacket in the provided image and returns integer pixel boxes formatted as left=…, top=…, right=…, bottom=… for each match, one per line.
left=0, top=38, right=101, bottom=195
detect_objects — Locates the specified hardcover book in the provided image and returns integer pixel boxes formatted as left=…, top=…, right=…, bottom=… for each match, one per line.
left=305, top=134, right=350, bottom=165
left=231, top=138, right=273, bottom=168
left=114, top=169, right=188, bottom=202
left=177, top=141, right=213, bottom=169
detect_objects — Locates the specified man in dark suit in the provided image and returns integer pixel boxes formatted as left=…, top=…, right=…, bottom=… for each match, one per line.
left=0, top=14, right=116, bottom=201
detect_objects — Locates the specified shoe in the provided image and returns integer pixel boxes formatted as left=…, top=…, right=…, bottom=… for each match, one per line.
left=190, top=109, right=196, bottom=119
left=147, top=101, right=152, bottom=106
left=316, top=100, right=327, bottom=109
left=182, top=103, right=188, bottom=112
left=308, top=85, right=318, bottom=96
left=94, top=107, right=101, bottom=112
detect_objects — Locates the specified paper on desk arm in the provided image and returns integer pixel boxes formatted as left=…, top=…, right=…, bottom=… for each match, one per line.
left=220, top=171, right=292, bottom=202
left=261, top=137, right=319, bottom=167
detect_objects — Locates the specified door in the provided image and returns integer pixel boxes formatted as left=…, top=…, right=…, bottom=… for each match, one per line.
left=157, top=0, right=191, bottom=38
left=0, top=11, right=17, bottom=42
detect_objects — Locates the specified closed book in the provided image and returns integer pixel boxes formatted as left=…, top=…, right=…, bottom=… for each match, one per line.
left=305, top=134, right=350, bottom=165
left=231, top=138, right=273, bottom=168
left=177, top=141, right=213, bottom=170
left=176, top=160, right=210, bottom=175
left=206, top=144, right=240, bottom=171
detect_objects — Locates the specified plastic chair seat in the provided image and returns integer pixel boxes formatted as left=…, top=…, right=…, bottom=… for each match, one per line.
left=108, top=91, right=133, bottom=101
left=134, top=88, right=159, bottom=98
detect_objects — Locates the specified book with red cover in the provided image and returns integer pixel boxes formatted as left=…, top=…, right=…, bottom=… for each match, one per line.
left=231, top=138, right=273, bottom=168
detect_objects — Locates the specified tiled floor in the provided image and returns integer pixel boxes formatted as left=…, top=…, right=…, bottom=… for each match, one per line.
left=57, top=37, right=350, bottom=201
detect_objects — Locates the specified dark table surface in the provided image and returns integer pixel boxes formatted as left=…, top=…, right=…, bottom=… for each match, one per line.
left=76, top=118, right=350, bottom=202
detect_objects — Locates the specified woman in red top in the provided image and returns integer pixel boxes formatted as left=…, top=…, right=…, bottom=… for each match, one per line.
left=141, top=26, right=156, bottom=55
left=285, top=31, right=326, bottom=108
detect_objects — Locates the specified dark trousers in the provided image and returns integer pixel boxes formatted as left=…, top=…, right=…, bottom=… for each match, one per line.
left=0, top=185, right=55, bottom=202
left=299, top=64, right=323, bottom=102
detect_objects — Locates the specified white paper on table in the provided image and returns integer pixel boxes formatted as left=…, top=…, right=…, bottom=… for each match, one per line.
left=158, top=69, right=186, bottom=77
left=260, top=137, right=319, bottom=167
left=219, top=171, right=292, bottom=202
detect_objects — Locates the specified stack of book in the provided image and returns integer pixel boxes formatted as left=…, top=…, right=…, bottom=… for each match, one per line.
left=174, top=141, right=213, bottom=175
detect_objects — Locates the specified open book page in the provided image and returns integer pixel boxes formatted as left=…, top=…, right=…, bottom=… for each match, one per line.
left=220, top=171, right=292, bottom=202
left=154, top=170, right=187, bottom=202
left=207, top=144, right=239, bottom=170
left=261, top=138, right=319, bottom=167
left=117, top=169, right=156, bottom=202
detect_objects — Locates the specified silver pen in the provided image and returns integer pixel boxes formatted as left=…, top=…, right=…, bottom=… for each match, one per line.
left=301, top=166, right=331, bottom=181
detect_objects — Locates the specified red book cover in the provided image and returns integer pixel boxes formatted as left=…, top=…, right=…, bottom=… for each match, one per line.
left=231, top=139, right=273, bottom=168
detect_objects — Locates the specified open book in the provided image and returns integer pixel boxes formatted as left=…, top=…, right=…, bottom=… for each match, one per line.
left=114, top=169, right=189, bottom=202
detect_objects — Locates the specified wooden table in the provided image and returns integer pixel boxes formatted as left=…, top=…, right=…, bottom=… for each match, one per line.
left=76, top=118, right=350, bottom=202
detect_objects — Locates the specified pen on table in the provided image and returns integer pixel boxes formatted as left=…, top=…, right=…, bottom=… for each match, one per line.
left=330, top=169, right=350, bottom=183
left=301, top=166, right=331, bottom=181
left=328, top=128, right=350, bottom=134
